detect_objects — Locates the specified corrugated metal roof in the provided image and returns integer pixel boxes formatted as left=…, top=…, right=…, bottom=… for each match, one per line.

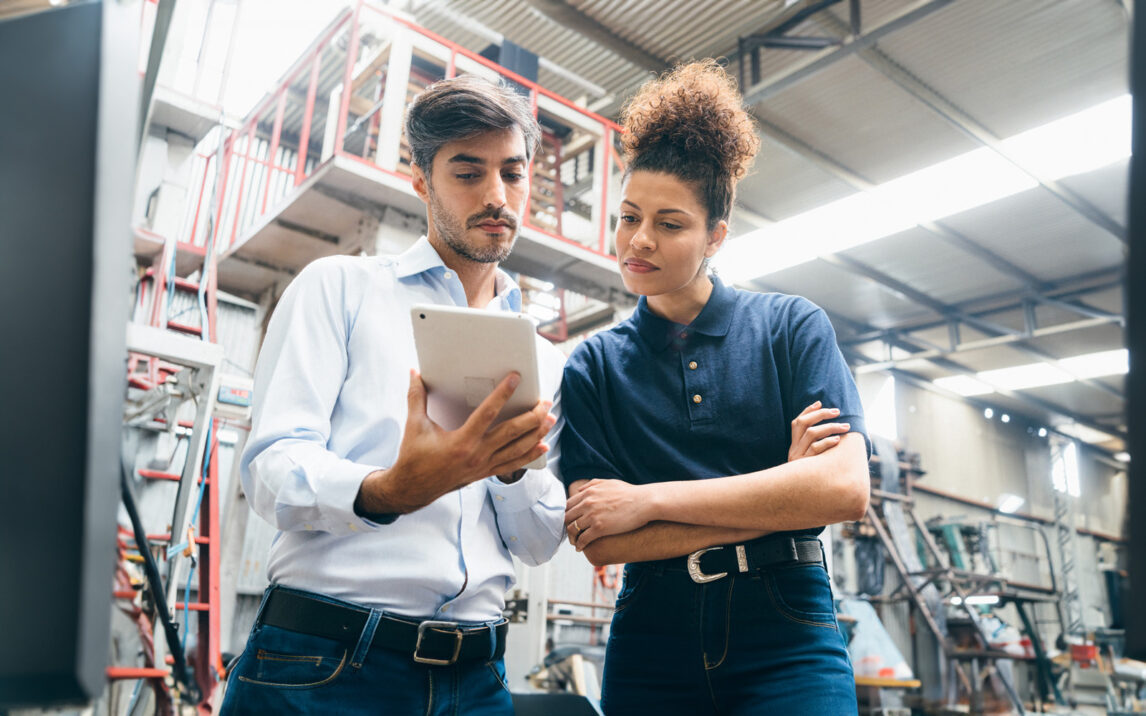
left=877, top=0, right=1129, bottom=137
left=756, top=54, right=980, bottom=183
left=939, top=186, right=1124, bottom=283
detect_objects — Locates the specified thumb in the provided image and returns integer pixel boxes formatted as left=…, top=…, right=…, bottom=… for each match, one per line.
left=406, top=369, right=427, bottom=416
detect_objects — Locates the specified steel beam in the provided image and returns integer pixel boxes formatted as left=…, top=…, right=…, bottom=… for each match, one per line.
left=519, top=0, right=666, bottom=71
left=741, top=0, right=957, bottom=106
left=794, top=8, right=1128, bottom=244
left=821, top=254, right=1124, bottom=400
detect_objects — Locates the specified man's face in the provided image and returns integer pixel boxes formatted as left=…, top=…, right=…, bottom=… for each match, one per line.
left=414, top=128, right=530, bottom=265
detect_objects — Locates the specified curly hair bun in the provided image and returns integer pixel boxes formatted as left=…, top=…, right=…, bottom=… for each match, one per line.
left=620, top=59, right=760, bottom=183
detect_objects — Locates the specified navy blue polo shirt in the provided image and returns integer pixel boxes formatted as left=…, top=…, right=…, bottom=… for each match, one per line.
left=556, top=276, right=870, bottom=536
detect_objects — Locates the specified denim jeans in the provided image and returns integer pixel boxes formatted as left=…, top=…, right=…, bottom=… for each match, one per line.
left=601, top=545, right=858, bottom=715
left=219, top=587, right=513, bottom=716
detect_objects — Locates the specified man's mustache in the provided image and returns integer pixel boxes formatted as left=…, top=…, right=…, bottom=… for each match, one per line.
left=466, top=207, right=518, bottom=229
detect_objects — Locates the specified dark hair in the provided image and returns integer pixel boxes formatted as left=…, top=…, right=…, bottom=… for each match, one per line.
left=620, top=60, right=760, bottom=230
left=404, top=74, right=541, bottom=172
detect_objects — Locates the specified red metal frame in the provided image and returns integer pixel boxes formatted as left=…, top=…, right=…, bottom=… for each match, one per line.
left=189, top=1, right=624, bottom=264
left=294, top=54, right=322, bottom=188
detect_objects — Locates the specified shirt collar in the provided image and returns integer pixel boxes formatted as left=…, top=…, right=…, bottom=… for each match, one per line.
left=393, top=235, right=522, bottom=312
left=631, top=275, right=737, bottom=351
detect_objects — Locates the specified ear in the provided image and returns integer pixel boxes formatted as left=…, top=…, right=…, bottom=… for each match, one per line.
left=411, top=164, right=430, bottom=203
left=705, top=220, right=729, bottom=258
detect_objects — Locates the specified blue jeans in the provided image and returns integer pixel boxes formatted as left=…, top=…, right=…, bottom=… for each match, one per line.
left=219, top=587, right=513, bottom=716
left=601, top=547, right=858, bottom=715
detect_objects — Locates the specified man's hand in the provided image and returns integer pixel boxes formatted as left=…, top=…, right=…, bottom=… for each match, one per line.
left=789, top=401, right=850, bottom=462
left=355, top=370, right=555, bottom=516
left=564, top=479, right=652, bottom=551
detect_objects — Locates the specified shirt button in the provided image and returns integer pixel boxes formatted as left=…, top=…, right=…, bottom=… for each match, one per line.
left=495, top=495, right=505, bottom=502
left=509, top=536, right=518, bottom=542
left=443, top=271, right=453, bottom=280
left=441, top=604, right=450, bottom=612
left=692, top=394, right=703, bottom=404
left=688, top=361, right=698, bottom=370
left=679, top=331, right=688, bottom=339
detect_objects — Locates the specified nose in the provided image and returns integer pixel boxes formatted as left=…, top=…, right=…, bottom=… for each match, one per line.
left=483, top=174, right=507, bottom=210
left=629, top=222, right=655, bottom=252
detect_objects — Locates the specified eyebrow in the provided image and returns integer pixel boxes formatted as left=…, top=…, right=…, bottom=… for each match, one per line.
left=447, top=153, right=527, bottom=166
left=621, top=199, right=692, bottom=216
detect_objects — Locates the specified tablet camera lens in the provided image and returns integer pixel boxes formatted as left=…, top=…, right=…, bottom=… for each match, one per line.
left=419, top=313, right=425, bottom=319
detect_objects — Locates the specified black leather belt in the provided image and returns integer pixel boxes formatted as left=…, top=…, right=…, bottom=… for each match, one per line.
left=258, top=588, right=507, bottom=666
left=650, top=536, right=822, bottom=584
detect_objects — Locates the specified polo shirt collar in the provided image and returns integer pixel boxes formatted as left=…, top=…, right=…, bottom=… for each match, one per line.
left=393, top=235, right=522, bottom=311
left=632, top=275, right=737, bottom=351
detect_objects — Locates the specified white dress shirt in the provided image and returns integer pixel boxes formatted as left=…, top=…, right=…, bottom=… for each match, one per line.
left=241, top=236, right=567, bottom=623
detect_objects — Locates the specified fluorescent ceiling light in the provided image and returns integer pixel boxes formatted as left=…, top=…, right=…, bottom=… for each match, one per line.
left=979, top=363, right=1074, bottom=391
left=934, top=375, right=994, bottom=397
left=1057, top=349, right=1128, bottom=380
left=932, top=349, right=1128, bottom=399
left=715, top=95, right=1131, bottom=283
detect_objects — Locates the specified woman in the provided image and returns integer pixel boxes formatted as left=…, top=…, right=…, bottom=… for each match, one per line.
left=556, top=60, right=871, bottom=715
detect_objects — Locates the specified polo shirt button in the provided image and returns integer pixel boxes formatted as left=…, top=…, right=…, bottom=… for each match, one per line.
left=679, top=331, right=688, bottom=339
left=443, top=271, right=453, bottom=280
left=692, top=394, right=702, bottom=404
left=688, top=361, right=698, bottom=370
left=495, top=495, right=505, bottom=502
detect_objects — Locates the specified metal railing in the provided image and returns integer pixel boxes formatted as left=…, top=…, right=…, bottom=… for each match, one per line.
left=177, top=1, right=625, bottom=265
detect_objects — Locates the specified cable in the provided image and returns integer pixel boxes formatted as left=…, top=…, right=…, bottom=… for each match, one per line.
left=120, top=458, right=198, bottom=701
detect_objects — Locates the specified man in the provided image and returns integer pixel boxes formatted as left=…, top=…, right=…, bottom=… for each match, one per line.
left=220, top=75, right=567, bottom=715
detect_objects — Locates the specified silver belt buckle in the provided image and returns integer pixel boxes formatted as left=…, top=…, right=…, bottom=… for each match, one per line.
left=687, top=546, right=727, bottom=583
left=687, top=545, right=750, bottom=583
left=413, top=620, right=463, bottom=665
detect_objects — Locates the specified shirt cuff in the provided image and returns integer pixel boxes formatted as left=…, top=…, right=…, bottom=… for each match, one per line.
left=486, top=469, right=550, bottom=512
left=320, top=459, right=387, bottom=533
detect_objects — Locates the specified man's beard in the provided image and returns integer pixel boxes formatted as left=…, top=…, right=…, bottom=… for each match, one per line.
left=429, top=187, right=520, bottom=264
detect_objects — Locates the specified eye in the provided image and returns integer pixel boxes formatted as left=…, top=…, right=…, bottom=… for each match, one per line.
left=455, top=173, right=479, bottom=180
left=661, top=222, right=682, bottom=231
left=503, top=172, right=526, bottom=182
left=620, top=214, right=639, bottom=224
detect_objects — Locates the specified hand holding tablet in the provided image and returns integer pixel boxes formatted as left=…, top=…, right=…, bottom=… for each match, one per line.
left=410, top=303, right=549, bottom=470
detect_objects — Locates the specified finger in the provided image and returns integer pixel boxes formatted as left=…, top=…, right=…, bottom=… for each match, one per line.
left=487, top=443, right=548, bottom=478
left=564, top=503, right=584, bottom=528
left=574, top=525, right=597, bottom=551
left=809, top=435, right=842, bottom=455
left=797, top=400, right=823, bottom=418
left=461, top=372, right=521, bottom=438
left=795, top=407, right=841, bottom=428
left=484, top=400, right=550, bottom=447
left=406, top=369, right=427, bottom=416
left=805, top=422, right=851, bottom=442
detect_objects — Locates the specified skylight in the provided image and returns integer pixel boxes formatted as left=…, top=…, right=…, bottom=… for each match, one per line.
left=715, top=95, right=1132, bottom=282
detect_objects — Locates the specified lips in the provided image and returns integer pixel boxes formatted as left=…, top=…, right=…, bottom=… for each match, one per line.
left=623, top=258, right=658, bottom=273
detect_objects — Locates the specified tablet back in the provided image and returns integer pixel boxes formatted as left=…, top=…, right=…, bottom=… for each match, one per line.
left=411, top=304, right=541, bottom=431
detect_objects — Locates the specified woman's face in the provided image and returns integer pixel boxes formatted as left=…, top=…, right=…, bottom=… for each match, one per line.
left=615, top=170, right=726, bottom=298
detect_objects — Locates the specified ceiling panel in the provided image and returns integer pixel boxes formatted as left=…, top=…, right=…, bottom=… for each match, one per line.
left=937, top=187, right=1125, bottom=283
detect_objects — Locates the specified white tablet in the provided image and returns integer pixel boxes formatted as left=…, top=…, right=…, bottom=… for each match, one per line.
left=410, top=303, right=546, bottom=469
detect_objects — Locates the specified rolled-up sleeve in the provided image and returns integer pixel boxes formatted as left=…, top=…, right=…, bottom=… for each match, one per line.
left=240, top=258, right=383, bottom=535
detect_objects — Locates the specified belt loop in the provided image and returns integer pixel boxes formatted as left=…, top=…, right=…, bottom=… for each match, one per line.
left=252, top=584, right=277, bottom=628
left=350, top=608, right=383, bottom=668
left=487, top=623, right=497, bottom=662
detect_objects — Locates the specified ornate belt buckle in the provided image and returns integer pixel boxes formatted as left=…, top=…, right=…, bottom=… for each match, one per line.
left=414, top=620, right=463, bottom=665
left=687, top=546, right=727, bottom=583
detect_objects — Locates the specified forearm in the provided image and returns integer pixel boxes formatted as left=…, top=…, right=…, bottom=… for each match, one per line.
left=581, top=521, right=770, bottom=567
left=647, top=434, right=870, bottom=531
